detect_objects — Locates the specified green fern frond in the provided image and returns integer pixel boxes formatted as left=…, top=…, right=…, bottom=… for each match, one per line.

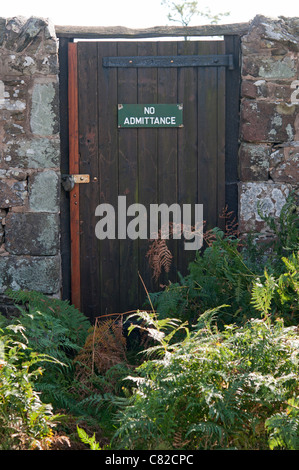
left=251, top=271, right=277, bottom=315
left=77, top=426, right=101, bottom=450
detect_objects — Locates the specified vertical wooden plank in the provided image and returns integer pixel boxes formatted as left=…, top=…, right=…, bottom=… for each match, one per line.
left=217, top=41, right=226, bottom=229
left=97, top=42, right=119, bottom=315
left=177, top=40, right=198, bottom=275
left=137, top=41, right=158, bottom=304
left=77, top=42, right=99, bottom=321
left=197, top=41, right=219, bottom=231
left=117, top=41, right=139, bottom=312
left=157, top=41, right=178, bottom=282
left=68, top=42, right=81, bottom=310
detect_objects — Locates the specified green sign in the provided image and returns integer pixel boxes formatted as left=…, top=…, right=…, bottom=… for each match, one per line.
left=118, top=104, right=183, bottom=128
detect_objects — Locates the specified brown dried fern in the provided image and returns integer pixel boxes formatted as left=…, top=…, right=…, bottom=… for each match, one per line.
left=146, top=208, right=239, bottom=282
left=146, top=221, right=201, bottom=282
left=74, top=316, right=128, bottom=388
left=146, top=237, right=173, bottom=282
left=204, top=206, right=240, bottom=247
left=172, top=430, right=191, bottom=449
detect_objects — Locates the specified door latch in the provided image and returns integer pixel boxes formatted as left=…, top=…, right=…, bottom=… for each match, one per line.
left=61, top=174, right=90, bottom=191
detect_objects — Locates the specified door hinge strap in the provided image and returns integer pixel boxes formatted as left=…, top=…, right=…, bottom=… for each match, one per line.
left=103, top=54, right=234, bottom=70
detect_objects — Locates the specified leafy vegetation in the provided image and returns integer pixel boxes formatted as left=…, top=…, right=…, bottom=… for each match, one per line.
left=147, top=193, right=299, bottom=329
left=113, top=313, right=298, bottom=450
left=0, top=297, right=131, bottom=447
left=0, top=195, right=298, bottom=450
left=0, top=324, right=60, bottom=449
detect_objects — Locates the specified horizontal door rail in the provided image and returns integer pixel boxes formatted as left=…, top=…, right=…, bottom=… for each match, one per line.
left=103, top=54, right=234, bottom=70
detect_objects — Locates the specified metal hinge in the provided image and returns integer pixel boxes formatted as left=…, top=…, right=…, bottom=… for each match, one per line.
left=103, top=54, right=234, bottom=70
left=61, top=174, right=90, bottom=191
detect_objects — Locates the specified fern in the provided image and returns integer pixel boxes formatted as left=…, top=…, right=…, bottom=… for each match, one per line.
left=77, top=426, right=102, bottom=450
left=144, top=196, right=298, bottom=330
left=74, top=316, right=128, bottom=377
left=113, top=313, right=299, bottom=450
left=146, top=237, right=173, bottom=281
left=5, top=289, right=90, bottom=348
left=251, top=252, right=299, bottom=324
left=251, top=271, right=278, bottom=315
left=185, top=422, right=226, bottom=449
left=146, top=228, right=256, bottom=328
left=265, top=397, right=299, bottom=450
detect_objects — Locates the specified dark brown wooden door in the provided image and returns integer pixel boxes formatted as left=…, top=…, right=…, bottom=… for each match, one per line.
left=68, top=39, right=237, bottom=321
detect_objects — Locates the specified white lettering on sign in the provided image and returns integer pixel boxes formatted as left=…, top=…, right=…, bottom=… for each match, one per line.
left=123, top=116, right=177, bottom=126
left=144, top=106, right=155, bottom=114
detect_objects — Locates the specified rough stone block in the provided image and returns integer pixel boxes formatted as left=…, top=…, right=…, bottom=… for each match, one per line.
left=1, top=115, right=25, bottom=139
left=241, top=100, right=296, bottom=142
left=29, top=170, right=59, bottom=212
left=5, top=137, right=60, bottom=169
left=241, top=79, right=295, bottom=102
left=2, top=16, right=46, bottom=53
left=0, top=50, right=59, bottom=77
left=269, top=145, right=299, bottom=183
left=242, top=54, right=297, bottom=79
left=5, top=212, right=59, bottom=255
left=0, top=78, right=27, bottom=112
left=0, top=178, right=27, bottom=208
left=0, top=255, right=61, bottom=294
left=241, top=80, right=264, bottom=99
left=30, top=80, right=59, bottom=136
left=6, top=169, right=27, bottom=181
left=239, top=182, right=290, bottom=233
left=239, top=143, right=271, bottom=181
left=241, top=15, right=299, bottom=54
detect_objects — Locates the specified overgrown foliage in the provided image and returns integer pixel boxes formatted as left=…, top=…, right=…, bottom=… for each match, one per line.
left=0, top=324, right=60, bottom=449
left=0, top=293, right=129, bottom=442
left=147, top=194, right=299, bottom=328
left=113, top=312, right=299, bottom=450
left=112, top=195, right=298, bottom=450
left=251, top=252, right=299, bottom=324
left=1, top=291, right=91, bottom=409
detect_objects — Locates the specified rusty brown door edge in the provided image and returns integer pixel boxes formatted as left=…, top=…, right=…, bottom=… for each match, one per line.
left=68, top=42, right=81, bottom=310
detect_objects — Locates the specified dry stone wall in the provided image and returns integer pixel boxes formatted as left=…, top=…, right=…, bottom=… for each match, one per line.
left=239, top=15, right=299, bottom=237
left=0, top=16, right=61, bottom=301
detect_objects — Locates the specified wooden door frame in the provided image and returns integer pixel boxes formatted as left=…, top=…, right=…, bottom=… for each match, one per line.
left=58, top=31, right=241, bottom=312
left=67, top=43, right=81, bottom=310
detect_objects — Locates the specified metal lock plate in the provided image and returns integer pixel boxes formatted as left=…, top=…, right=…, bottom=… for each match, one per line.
left=61, top=174, right=90, bottom=191
left=73, top=174, right=90, bottom=183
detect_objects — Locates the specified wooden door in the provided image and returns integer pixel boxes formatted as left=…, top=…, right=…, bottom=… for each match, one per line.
left=68, top=39, right=236, bottom=321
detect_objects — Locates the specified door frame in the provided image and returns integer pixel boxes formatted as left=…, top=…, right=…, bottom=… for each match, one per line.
left=58, top=31, right=241, bottom=312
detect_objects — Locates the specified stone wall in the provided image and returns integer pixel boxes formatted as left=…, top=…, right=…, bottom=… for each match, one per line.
left=238, top=15, right=299, bottom=238
left=0, top=16, right=61, bottom=299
